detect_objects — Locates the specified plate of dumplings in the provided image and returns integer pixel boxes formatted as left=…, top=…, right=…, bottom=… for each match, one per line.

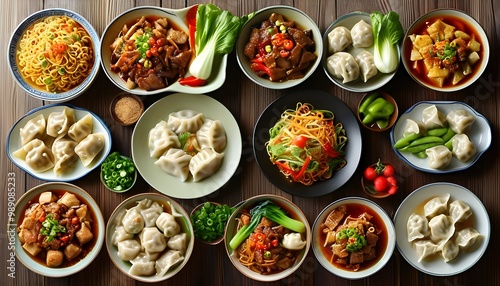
left=394, top=182, right=490, bottom=276
left=131, top=93, right=242, bottom=199
left=390, top=101, right=492, bottom=173
left=7, top=104, right=112, bottom=181
left=322, top=11, right=400, bottom=92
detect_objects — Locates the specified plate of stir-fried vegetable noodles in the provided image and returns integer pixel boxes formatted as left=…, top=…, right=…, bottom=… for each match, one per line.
left=253, top=90, right=362, bottom=197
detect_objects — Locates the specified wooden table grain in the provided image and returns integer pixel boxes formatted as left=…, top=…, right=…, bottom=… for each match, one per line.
left=2, top=0, right=499, bottom=285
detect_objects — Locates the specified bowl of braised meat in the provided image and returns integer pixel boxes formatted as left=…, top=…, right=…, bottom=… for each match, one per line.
left=311, top=197, right=395, bottom=279
left=236, top=6, right=322, bottom=89
left=14, top=182, right=104, bottom=277
left=100, top=6, right=227, bottom=95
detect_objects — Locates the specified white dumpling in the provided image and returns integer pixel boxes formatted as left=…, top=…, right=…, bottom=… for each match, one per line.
left=167, top=233, right=188, bottom=255
left=112, top=225, right=134, bottom=246
left=407, top=213, right=430, bottom=242
left=129, top=261, right=155, bottom=276
left=20, top=114, right=46, bottom=146
left=154, top=148, right=192, bottom=182
left=425, top=145, right=452, bottom=169
left=441, top=239, right=460, bottom=262
left=355, top=51, right=377, bottom=82
left=67, top=114, right=93, bottom=142
left=130, top=252, right=160, bottom=264
left=422, top=105, right=446, bottom=130
left=148, top=120, right=180, bottom=158
left=140, top=227, right=167, bottom=254
left=122, top=208, right=145, bottom=234
left=449, top=200, right=472, bottom=223
left=52, top=136, right=78, bottom=175
left=189, top=149, right=224, bottom=182
left=414, top=240, right=438, bottom=262
left=156, top=212, right=181, bottom=238
left=326, top=52, right=360, bottom=83
left=455, top=227, right=480, bottom=250
left=74, top=133, right=105, bottom=166
left=428, top=214, right=455, bottom=245
left=140, top=202, right=164, bottom=228
left=327, top=26, right=352, bottom=54
left=446, top=109, right=475, bottom=134
left=351, top=20, right=373, bottom=48
left=46, top=107, right=76, bottom=137
left=451, top=134, right=476, bottom=162
left=424, top=193, right=450, bottom=218
left=13, top=138, right=54, bottom=172
left=196, top=119, right=227, bottom=153
left=167, top=110, right=205, bottom=134
left=155, top=250, right=184, bottom=277
left=117, top=239, right=141, bottom=261
left=403, top=119, right=427, bottom=136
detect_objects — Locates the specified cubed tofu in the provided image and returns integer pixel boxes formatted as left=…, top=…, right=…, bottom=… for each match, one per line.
left=467, top=51, right=480, bottom=65
left=461, top=61, right=472, bottom=75
left=427, top=20, right=445, bottom=42
left=39, top=192, right=56, bottom=205
left=410, top=47, right=424, bottom=61
left=428, top=66, right=450, bottom=78
left=46, top=250, right=64, bottom=267
left=455, top=30, right=471, bottom=41
left=412, top=35, right=433, bottom=50
left=57, top=192, right=80, bottom=208
left=64, top=243, right=82, bottom=261
left=443, top=24, right=456, bottom=40
left=76, top=222, right=94, bottom=245
left=452, top=70, right=465, bottom=85
left=467, top=36, right=481, bottom=52
left=23, top=242, right=42, bottom=256
left=76, top=205, right=93, bottom=223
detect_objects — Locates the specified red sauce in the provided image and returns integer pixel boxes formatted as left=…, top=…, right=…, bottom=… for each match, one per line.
left=404, top=15, right=484, bottom=88
left=318, top=203, right=388, bottom=271
left=17, top=189, right=99, bottom=268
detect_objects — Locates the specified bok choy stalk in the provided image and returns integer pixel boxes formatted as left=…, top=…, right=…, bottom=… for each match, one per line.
left=228, top=200, right=306, bottom=250
left=370, top=11, right=404, bottom=73
left=189, top=4, right=252, bottom=80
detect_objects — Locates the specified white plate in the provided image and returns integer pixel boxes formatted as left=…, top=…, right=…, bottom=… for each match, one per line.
left=7, top=104, right=112, bottom=181
left=131, top=93, right=242, bottom=199
left=390, top=101, right=491, bottom=173
left=394, top=182, right=490, bottom=276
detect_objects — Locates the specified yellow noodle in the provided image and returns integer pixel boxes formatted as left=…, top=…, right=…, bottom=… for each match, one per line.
left=17, top=16, right=94, bottom=93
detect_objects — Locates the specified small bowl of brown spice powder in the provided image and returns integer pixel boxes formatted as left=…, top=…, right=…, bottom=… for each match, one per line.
left=110, top=92, right=144, bottom=126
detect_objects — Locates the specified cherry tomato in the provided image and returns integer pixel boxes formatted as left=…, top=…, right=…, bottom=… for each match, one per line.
left=386, top=176, right=397, bottom=186
left=374, top=176, right=390, bottom=192
left=364, top=166, right=377, bottom=181
left=291, top=135, right=309, bottom=148
left=388, top=185, right=398, bottom=195
left=283, top=39, right=294, bottom=50
left=383, top=164, right=396, bottom=177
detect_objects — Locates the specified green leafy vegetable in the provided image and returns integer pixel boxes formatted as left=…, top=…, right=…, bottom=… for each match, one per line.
left=189, top=4, right=253, bottom=80
left=40, top=214, right=66, bottom=242
left=190, top=202, right=234, bottom=242
left=370, top=11, right=404, bottom=73
left=336, top=227, right=367, bottom=252
left=228, top=200, right=306, bottom=250
left=101, top=152, right=136, bottom=191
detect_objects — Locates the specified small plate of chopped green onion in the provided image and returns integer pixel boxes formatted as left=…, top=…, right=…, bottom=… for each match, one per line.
left=190, top=202, right=235, bottom=245
left=100, top=152, right=137, bottom=192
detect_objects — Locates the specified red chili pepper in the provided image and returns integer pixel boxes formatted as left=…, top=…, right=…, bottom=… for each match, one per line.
left=293, top=156, right=311, bottom=181
left=186, top=5, right=198, bottom=51
left=283, top=39, right=294, bottom=50
left=60, top=235, right=70, bottom=243
left=252, top=233, right=269, bottom=250
left=251, top=63, right=272, bottom=77
left=322, top=142, right=339, bottom=158
left=38, top=213, right=46, bottom=223
left=274, top=161, right=297, bottom=177
left=250, top=56, right=265, bottom=63
left=258, top=40, right=272, bottom=56
left=271, top=239, right=279, bottom=247
left=279, top=50, right=290, bottom=58
left=179, top=76, right=207, bottom=87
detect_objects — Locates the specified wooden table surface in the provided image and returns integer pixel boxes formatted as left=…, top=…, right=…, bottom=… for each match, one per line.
left=2, top=0, right=499, bottom=285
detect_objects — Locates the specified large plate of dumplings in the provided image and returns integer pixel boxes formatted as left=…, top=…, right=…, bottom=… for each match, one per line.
left=394, top=182, right=490, bottom=276
left=7, top=104, right=112, bottom=181
left=390, top=101, right=491, bottom=173
left=131, top=93, right=242, bottom=199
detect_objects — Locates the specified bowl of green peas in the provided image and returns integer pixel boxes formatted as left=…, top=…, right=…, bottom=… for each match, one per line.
left=190, top=202, right=235, bottom=245
left=100, top=152, right=137, bottom=193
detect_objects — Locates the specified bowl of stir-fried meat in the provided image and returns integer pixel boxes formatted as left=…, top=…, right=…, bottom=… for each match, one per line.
left=14, top=182, right=104, bottom=277
left=312, top=197, right=395, bottom=279
left=402, top=9, right=489, bottom=92
left=236, top=6, right=322, bottom=89
left=100, top=6, right=227, bottom=95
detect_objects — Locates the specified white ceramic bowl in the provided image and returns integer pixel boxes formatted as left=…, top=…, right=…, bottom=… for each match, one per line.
left=14, top=182, right=105, bottom=277
left=6, top=104, right=112, bottom=181
left=322, top=11, right=400, bottom=92
left=8, top=8, right=100, bottom=102
left=224, top=195, right=311, bottom=282
left=105, top=193, right=194, bottom=283
left=394, top=182, right=490, bottom=276
left=236, top=5, right=322, bottom=89
left=100, top=6, right=227, bottom=95
left=390, top=101, right=491, bottom=173
left=402, top=9, right=489, bottom=92
left=311, top=197, right=396, bottom=279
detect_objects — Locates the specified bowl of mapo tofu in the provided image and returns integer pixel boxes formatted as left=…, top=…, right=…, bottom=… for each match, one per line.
left=14, top=182, right=104, bottom=277
left=402, top=9, right=489, bottom=92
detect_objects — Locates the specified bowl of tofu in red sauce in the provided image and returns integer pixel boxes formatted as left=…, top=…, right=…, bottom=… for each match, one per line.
left=14, top=182, right=104, bottom=277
